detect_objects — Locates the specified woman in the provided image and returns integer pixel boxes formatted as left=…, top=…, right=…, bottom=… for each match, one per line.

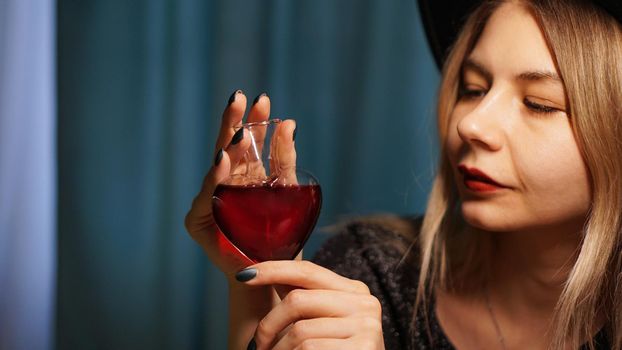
left=185, top=0, right=622, bottom=349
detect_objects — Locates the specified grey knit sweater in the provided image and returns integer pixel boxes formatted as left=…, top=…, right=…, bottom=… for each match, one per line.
left=311, top=217, right=610, bottom=350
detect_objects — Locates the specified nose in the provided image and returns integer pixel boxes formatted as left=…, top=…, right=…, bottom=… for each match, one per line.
left=456, top=90, right=505, bottom=152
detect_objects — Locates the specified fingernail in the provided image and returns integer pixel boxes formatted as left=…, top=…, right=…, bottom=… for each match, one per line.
left=214, top=149, right=223, bottom=166
left=235, top=268, right=257, bottom=282
left=247, top=338, right=256, bottom=350
left=252, top=92, right=267, bottom=106
left=228, top=89, right=243, bottom=106
left=292, top=126, right=297, bottom=142
left=231, top=128, right=244, bottom=145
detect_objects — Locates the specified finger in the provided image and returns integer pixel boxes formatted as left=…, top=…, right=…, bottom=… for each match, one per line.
left=272, top=250, right=302, bottom=300
left=272, top=318, right=362, bottom=350
left=255, top=289, right=379, bottom=349
left=184, top=149, right=231, bottom=234
left=246, top=92, right=270, bottom=124
left=224, top=128, right=252, bottom=175
left=237, top=260, right=371, bottom=295
left=215, top=90, right=247, bottom=153
left=244, top=94, right=270, bottom=166
left=292, top=338, right=352, bottom=350
left=276, top=119, right=297, bottom=169
left=242, top=122, right=270, bottom=179
left=271, top=119, right=297, bottom=183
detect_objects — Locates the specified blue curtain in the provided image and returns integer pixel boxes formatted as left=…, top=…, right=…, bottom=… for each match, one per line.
left=0, top=0, right=56, bottom=349
left=2, top=0, right=440, bottom=349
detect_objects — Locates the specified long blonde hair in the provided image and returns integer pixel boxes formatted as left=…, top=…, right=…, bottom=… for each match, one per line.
left=415, top=0, right=622, bottom=348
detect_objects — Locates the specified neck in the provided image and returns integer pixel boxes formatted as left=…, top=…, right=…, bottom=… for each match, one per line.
left=489, top=219, right=584, bottom=318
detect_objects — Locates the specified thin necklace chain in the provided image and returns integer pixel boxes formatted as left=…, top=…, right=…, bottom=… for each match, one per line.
left=484, top=283, right=507, bottom=350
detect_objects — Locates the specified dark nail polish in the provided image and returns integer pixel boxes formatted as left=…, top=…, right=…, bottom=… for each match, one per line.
left=228, top=89, right=243, bottom=105
left=247, top=338, right=256, bottom=350
left=252, top=92, right=267, bottom=105
left=235, top=268, right=257, bottom=282
left=214, top=149, right=223, bottom=166
left=231, top=128, right=244, bottom=145
left=292, top=126, right=297, bottom=142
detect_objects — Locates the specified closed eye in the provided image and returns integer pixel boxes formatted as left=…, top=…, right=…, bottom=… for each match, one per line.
left=458, top=86, right=486, bottom=100
left=523, top=98, right=561, bottom=114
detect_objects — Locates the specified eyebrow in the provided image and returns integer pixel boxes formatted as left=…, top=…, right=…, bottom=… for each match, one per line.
left=462, top=58, right=562, bottom=84
left=516, top=70, right=562, bottom=83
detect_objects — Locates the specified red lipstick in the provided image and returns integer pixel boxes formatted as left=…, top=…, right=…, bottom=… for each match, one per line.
left=458, top=165, right=507, bottom=192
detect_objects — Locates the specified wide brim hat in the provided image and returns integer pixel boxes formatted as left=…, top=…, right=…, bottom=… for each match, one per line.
left=417, top=0, right=622, bottom=69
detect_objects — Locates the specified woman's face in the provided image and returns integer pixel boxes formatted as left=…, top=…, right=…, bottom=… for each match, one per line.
left=446, top=2, right=591, bottom=232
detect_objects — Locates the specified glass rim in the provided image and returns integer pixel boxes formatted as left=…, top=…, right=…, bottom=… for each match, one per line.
left=234, top=118, right=282, bottom=130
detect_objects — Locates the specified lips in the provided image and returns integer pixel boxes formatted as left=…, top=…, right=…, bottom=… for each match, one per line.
left=458, top=165, right=507, bottom=192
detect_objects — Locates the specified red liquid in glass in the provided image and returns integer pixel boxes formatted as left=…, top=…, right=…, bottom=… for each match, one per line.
left=212, top=183, right=322, bottom=262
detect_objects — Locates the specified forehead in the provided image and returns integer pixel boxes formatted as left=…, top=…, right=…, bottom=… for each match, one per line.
left=468, top=2, right=557, bottom=75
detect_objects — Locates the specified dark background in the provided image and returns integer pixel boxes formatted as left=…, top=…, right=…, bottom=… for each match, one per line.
left=56, top=0, right=439, bottom=348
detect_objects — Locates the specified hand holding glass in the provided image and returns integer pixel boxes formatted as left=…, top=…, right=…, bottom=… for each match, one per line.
left=212, top=119, right=322, bottom=262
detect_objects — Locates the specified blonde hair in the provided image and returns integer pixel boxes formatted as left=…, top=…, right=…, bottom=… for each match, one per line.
left=415, top=0, right=622, bottom=349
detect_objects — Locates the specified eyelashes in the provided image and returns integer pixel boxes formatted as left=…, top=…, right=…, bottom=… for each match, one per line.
left=458, top=86, right=485, bottom=100
left=522, top=98, right=559, bottom=114
left=458, top=85, right=563, bottom=115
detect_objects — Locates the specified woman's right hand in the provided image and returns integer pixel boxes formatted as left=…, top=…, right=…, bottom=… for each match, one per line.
left=184, top=90, right=297, bottom=280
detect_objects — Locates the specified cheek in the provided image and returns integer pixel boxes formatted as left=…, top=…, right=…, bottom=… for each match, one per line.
left=459, top=121, right=591, bottom=232
left=515, top=131, right=591, bottom=224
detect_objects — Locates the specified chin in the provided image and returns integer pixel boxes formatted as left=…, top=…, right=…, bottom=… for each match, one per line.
left=460, top=201, right=517, bottom=232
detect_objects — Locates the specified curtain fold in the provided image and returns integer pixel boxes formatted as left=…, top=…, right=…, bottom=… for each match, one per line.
left=56, top=0, right=439, bottom=349
left=0, top=0, right=56, bottom=349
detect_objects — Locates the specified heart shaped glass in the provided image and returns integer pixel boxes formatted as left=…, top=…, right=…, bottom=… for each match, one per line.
left=212, top=119, right=322, bottom=262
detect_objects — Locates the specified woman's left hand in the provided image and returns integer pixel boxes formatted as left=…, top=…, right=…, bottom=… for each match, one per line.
left=236, top=260, right=385, bottom=350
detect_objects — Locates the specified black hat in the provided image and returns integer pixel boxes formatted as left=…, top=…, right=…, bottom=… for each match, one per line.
left=417, top=0, right=622, bottom=68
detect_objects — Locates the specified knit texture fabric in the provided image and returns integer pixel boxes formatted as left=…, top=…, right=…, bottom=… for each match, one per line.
left=311, top=217, right=610, bottom=350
